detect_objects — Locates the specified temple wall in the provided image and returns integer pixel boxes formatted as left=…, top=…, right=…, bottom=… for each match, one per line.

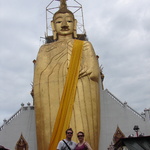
left=99, top=89, right=150, bottom=150
left=0, top=106, right=37, bottom=150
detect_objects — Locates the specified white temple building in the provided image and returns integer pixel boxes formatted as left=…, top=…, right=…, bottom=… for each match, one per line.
left=0, top=89, right=150, bottom=150
left=0, top=103, right=37, bottom=150
left=100, top=89, right=150, bottom=149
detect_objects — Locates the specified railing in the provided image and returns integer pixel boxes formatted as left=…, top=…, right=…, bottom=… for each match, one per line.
left=0, top=106, right=34, bottom=131
left=105, top=89, right=145, bottom=121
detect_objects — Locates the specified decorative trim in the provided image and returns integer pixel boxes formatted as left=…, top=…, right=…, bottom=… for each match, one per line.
left=113, top=126, right=125, bottom=144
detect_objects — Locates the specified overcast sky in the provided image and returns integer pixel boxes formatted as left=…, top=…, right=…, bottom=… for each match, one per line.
left=0, top=0, right=150, bottom=125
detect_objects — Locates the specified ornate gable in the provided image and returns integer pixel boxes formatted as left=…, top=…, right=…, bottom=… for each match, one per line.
left=15, top=134, right=28, bottom=150
left=113, top=126, right=125, bottom=144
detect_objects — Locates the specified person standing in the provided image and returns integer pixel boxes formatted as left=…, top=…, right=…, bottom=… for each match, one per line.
left=75, top=132, right=92, bottom=150
left=57, top=128, right=76, bottom=150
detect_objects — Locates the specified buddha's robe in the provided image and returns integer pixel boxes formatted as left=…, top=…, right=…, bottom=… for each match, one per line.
left=34, top=39, right=100, bottom=150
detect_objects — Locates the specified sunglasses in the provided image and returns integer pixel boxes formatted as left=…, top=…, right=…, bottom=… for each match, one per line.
left=67, top=132, right=73, bottom=135
left=77, top=135, right=84, bottom=137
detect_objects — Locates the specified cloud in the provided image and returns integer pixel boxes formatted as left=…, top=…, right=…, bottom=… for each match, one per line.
left=83, top=0, right=150, bottom=113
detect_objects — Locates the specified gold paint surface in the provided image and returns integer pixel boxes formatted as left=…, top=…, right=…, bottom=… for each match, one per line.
left=34, top=39, right=100, bottom=150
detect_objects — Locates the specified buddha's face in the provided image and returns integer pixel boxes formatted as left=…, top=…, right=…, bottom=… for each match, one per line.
left=53, top=13, right=75, bottom=36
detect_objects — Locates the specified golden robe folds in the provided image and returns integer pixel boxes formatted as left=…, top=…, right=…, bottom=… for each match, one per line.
left=34, top=39, right=100, bottom=150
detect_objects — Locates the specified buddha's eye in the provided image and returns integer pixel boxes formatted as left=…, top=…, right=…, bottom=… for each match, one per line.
left=67, top=20, right=73, bottom=23
left=56, top=21, right=62, bottom=23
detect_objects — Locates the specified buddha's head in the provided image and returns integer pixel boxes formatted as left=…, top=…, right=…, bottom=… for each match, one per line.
left=51, top=0, right=77, bottom=40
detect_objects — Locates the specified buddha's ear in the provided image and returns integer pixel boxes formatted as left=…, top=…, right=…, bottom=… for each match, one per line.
left=51, top=21, right=57, bottom=40
left=73, top=19, right=77, bottom=38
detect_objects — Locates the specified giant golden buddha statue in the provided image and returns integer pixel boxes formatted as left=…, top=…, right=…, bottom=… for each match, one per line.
left=33, top=0, right=101, bottom=150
